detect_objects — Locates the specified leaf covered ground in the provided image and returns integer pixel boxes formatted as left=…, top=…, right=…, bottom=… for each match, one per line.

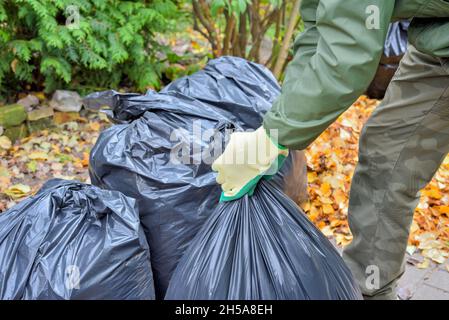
left=0, top=112, right=110, bottom=210
left=301, top=96, right=449, bottom=268
left=0, top=97, right=448, bottom=268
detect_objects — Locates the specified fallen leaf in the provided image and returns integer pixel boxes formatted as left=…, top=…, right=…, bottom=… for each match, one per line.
left=418, top=239, right=444, bottom=250
left=417, top=259, right=430, bottom=269
left=422, top=248, right=448, bottom=264
left=322, top=204, right=334, bottom=214
left=410, top=220, right=420, bottom=234
left=81, top=152, right=89, bottom=167
left=436, top=206, right=449, bottom=215
left=28, top=151, right=48, bottom=161
left=89, top=122, right=101, bottom=131
left=0, top=136, right=12, bottom=149
left=406, top=245, right=416, bottom=256
left=27, top=161, right=38, bottom=173
left=321, top=226, right=334, bottom=237
left=4, top=184, right=31, bottom=199
left=319, top=182, right=332, bottom=196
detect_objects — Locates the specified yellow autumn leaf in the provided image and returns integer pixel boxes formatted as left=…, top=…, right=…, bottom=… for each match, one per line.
left=89, top=122, right=101, bottom=132
left=34, top=92, right=46, bottom=101
left=320, top=196, right=334, bottom=204
left=308, top=206, right=320, bottom=222
left=322, top=204, right=334, bottom=214
left=321, top=225, right=334, bottom=237
left=436, top=206, right=449, bottom=215
left=0, top=136, right=12, bottom=149
left=417, top=259, right=430, bottom=269
left=4, top=184, right=31, bottom=199
left=333, top=189, right=347, bottom=204
left=28, top=151, right=48, bottom=160
left=422, top=248, right=448, bottom=264
left=335, top=233, right=352, bottom=247
left=301, top=201, right=311, bottom=212
left=422, top=187, right=442, bottom=199
left=319, top=182, right=332, bottom=196
left=418, top=239, right=444, bottom=250
left=307, top=171, right=317, bottom=183
left=410, top=220, right=420, bottom=234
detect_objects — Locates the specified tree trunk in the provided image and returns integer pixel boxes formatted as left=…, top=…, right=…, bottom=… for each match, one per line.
left=273, top=0, right=301, bottom=79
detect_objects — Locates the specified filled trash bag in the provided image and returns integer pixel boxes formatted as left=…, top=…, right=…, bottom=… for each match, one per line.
left=383, top=20, right=409, bottom=58
left=0, top=179, right=155, bottom=300
left=367, top=20, right=409, bottom=99
left=165, top=178, right=362, bottom=300
left=86, top=56, right=308, bottom=298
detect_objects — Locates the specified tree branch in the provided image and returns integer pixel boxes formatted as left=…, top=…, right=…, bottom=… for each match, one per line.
left=273, top=0, right=301, bottom=78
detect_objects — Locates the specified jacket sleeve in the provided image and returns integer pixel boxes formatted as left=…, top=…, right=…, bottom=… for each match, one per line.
left=263, top=0, right=395, bottom=150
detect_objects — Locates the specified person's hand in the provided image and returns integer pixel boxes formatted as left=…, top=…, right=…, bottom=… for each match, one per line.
left=212, top=126, right=289, bottom=201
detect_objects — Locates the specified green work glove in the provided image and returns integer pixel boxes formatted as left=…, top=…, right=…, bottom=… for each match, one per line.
left=212, top=126, right=289, bottom=202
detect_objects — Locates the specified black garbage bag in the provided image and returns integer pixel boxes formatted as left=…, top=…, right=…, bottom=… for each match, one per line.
left=165, top=178, right=362, bottom=300
left=86, top=56, right=308, bottom=298
left=0, top=179, right=155, bottom=300
left=383, top=20, right=410, bottom=58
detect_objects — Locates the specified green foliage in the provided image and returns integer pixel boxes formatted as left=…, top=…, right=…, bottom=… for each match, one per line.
left=0, top=0, right=180, bottom=97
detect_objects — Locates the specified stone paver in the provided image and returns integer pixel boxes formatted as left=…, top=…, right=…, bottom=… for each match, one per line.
left=330, top=237, right=449, bottom=300
left=409, top=283, right=449, bottom=300
left=398, top=256, right=449, bottom=300
left=425, top=269, right=449, bottom=292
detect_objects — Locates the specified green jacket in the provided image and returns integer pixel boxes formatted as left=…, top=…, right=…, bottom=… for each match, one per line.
left=263, top=0, right=449, bottom=150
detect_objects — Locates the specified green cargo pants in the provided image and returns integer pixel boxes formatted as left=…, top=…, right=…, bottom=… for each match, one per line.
left=342, top=45, right=449, bottom=300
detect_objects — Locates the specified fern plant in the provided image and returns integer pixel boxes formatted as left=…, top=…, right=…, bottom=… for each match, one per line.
left=0, top=0, right=180, bottom=97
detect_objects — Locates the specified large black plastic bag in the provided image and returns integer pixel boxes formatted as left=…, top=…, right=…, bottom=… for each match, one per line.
left=165, top=178, right=362, bottom=300
left=0, top=179, right=155, bottom=300
left=383, top=20, right=409, bottom=58
left=86, top=57, right=307, bottom=298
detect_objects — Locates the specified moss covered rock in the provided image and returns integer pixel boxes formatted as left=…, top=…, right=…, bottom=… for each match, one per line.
left=0, top=104, right=27, bottom=128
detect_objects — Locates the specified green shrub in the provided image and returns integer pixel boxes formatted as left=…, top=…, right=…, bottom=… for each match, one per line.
left=0, top=0, right=180, bottom=97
